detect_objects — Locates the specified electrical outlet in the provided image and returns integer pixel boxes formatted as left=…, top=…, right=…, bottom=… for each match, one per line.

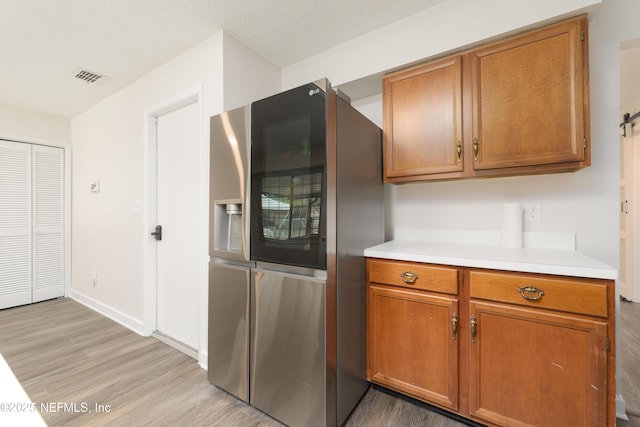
left=524, top=204, right=541, bottom=223
left=90, top=272, right=97, bottom=287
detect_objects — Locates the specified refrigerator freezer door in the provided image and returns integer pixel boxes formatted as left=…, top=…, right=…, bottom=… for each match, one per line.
left=208, top=261, right=250, bottom=401
left=210, top=106, right=250, bottom=261
left=250, top=267, right=326, bottom=426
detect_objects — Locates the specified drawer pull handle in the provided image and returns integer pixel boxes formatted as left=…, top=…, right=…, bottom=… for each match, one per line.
left=517, top=284, right=545, bottom=302
left=473, top=137, right=479, bottom=161
left=400, top=271, right=419, bottom=284
left=470, top=314, right=477, bottom=343
left=452, top=312, right=458, bottom=340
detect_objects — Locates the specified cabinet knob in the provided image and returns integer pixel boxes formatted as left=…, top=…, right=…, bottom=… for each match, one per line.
left=517, top=284, right=545, bottom=302
left=457, top=140, right=462, bottom=163
left=400, top=271, right=419, bottom=284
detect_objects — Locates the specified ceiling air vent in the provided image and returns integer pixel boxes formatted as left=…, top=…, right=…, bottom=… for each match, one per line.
left=74, top=68, right=106, bottom=84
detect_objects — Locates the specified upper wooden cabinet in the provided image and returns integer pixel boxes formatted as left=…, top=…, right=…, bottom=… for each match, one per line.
left=383, top=56, right=464, bottom=178
left=471, top=18, right=588, bottom=171
left=383, top=15, right=590, bottom=183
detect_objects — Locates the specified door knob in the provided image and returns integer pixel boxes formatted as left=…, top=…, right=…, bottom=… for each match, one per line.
left=151, top=225, right=162, bottom=241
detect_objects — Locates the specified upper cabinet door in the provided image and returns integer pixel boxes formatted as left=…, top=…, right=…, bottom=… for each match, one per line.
left=470, top=17, right=588, bottom=170
left=383, top=56, right=464, bottom=181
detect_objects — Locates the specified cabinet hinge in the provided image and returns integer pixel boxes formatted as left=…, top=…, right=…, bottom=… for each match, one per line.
left=606, top=336, right=610, bottom=352
left=581, top=29, right=585, bottom=42
left=583, top=138, right=587, bottom=149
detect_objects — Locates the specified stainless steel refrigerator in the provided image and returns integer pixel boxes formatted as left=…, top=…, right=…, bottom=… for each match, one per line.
left=208, top=79, right=384, bottom=427
left=208, top=105, right=253, bottom=402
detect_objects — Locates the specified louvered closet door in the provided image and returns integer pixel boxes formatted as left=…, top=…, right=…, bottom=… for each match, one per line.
left=32, top=145, right=64, bottom=302
left=0, top=141, right=32, bottom=309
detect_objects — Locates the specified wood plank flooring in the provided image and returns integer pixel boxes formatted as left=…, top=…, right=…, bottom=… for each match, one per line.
left=0, top=297, right=638, bottom=426
left=617, top=300, right=640, bottom=427
left=0, top=298, right=468, bottom=426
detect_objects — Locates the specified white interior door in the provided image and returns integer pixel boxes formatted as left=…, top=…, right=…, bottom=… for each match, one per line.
left=0, top=141, right=64, bottom=310
left=155, top=101, right=201, bottom=350
left=621, top=120, right=640, bottom=303
left=621, top=125, right=631, bottom=300
left=0, top=140, right=32, bottom=309
left=32, top=145, right=65, bottom=302
left=632, top=123, right=640, bottom=302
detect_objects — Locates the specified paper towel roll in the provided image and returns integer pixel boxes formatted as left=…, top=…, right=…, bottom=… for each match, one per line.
left=500, top=203, right=523, bottom=248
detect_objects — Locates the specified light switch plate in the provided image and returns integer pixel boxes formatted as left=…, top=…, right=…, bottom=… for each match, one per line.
left=90, top=179, right=100, bottom=193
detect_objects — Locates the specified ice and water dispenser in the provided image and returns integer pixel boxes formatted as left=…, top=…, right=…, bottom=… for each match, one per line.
left=212, top=199, right=244, bottom=254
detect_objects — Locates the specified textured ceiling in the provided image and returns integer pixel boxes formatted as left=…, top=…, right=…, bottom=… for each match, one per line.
left=0, top=0, right=445, bottom=118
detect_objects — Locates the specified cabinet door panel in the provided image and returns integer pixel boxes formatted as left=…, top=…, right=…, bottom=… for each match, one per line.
left=471, top=18, right=586, bottom=170
left=383, top=56, right=463, bottom=179
left=367, top=285, right=459, bottom=410
left=469, top=301, right=607, bottom=427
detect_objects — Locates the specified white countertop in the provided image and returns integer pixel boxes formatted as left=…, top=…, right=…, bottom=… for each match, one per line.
left=364, top=240, right=617, bottom=280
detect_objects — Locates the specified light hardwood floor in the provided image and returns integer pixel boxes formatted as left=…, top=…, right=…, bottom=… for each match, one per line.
left=0, top=298, right=469, bottom=426
left=617, top=300, right=640, bottom=427
left=0, top=297, right=638, bottom=427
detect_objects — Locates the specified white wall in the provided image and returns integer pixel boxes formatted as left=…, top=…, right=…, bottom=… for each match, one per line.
left=621, top=95, right=640, bottom=119
left=0, top=103, right=70, bottom=145
left=282, top=0, right=618, bottom=266
left=222, top=33, right=281, bottom=111
left=70, top=32, right=280, bottom=336
left=282, top=0, right=599, bottom=92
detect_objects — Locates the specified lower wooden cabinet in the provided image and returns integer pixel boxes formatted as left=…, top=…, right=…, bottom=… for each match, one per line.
left=367, top=284, right=459, bottom=410
left=366, top=258, right=616, bottom=426
left=469, top=301, right=607, bottom=426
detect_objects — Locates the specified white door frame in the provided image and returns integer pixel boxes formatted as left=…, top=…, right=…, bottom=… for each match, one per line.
left=143, top=86, right=209, bottom=367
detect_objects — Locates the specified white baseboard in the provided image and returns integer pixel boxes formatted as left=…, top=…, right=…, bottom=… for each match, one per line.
left=69, top=289, right=146, bottom=336
left=617, top=394, right=629, bottom=420
left=199, top=350, right=208, bottom=371
left=69, top=289, right=209, bottom=371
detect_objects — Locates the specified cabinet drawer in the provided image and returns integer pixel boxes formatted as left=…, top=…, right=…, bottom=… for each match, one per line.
left=367, top=258, right=458, bottom=295
left=469, top=270, right=608, bottom=317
